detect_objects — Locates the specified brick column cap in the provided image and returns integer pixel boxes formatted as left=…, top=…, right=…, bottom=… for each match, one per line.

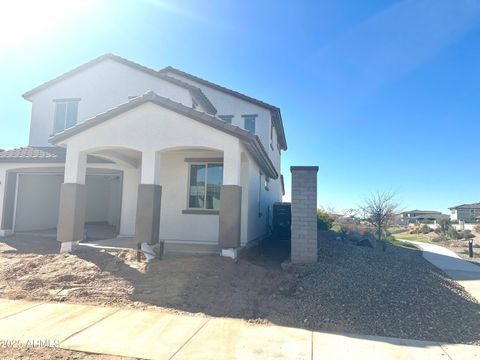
left=291, top=166, right=319, bottom=172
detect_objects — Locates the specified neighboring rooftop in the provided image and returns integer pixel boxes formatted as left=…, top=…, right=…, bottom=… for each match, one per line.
left=401, top=210, right=442, bottom=214
left=449, top=203, right=480, bottom=210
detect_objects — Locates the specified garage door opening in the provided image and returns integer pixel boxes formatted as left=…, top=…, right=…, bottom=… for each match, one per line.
left=12, top=172, right=122, bottom=240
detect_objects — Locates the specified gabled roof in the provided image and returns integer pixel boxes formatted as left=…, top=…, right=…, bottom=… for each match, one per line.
left=22, top=53, right=217, bottom=115
left=0, top=146, right=110, bottom=163
left=159, top=66, right=287, bottom=150
left=49, top=91, right=278, bottom=179
left=402, top=210, right=442, bottom=214
left=449, top=203, right=480, bottom=210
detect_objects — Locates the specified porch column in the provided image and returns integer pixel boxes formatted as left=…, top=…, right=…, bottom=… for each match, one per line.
left=219, top=147, right=242, bottom=258
left=57, top=148, right=87, bottom=253
left=0, top=170, right=16, bottom=237
left=134, top=151, right=162, bottom=257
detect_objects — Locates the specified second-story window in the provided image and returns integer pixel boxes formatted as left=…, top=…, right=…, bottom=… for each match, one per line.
left=218, top=115, right=233, bottom=124
left=53, top=100, right=79, bottom=133
left=270, top=121, right=274, bottom=149
left=243, top=114, right=257, bottom=133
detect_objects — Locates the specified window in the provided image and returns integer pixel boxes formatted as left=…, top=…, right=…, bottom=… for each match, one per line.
left=53, top=100, right=79, bottom=133
left=243, top=115, right=257, bottom=133
left=264, top=177, right=270, bottom=191
left=188, top=163, right=223, bottom=210
left=218, top=115, right=233, bottom=124
left=270, top=121, right=274, bottom=149
left=258, top=171, right=262, bottom=217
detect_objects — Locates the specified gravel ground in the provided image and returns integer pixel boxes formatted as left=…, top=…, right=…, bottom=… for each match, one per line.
left=273, top=232, right=480, bottom=345
left=0, top=232, right=479, bottom=348
left=2, top=347, right=132, bottom=359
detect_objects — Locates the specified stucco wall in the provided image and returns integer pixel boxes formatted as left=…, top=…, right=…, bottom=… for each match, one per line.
left=159, top=149, right=222, bottom=244
left=27, top=59, right=193, bottom=146
left=85, top=175, right=122, bottom=225
left=243, top=148, right=283, bottom=244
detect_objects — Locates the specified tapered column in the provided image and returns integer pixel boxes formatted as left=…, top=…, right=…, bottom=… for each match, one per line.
left=57, top=148, right=87, bottom=253
left=219, top=147, right=242, bottom=258
left=134, top=151, right=162, bottom=248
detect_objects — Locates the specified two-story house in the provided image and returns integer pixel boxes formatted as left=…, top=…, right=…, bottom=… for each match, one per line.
left=398, top=210, right=447, bottom=225
left=449, top=203, right=480, bottom=223
left=0, top=54, right=287, bottom=256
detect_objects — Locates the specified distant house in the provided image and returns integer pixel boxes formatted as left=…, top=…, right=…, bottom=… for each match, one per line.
left=399, top=210, right=446, bottom=225
left=449, top=203, right=480, bottom=223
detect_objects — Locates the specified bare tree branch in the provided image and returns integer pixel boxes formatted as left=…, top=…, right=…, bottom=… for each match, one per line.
left=360, top=191, right=400, bottom=251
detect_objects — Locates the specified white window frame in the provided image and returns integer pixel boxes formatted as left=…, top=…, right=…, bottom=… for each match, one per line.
left=242, top=114, right=257, bottom=133
left=258, top=171, right=263, bottom=217
left=270, top=120, right=274, bottom=150
left=53, top=99, right=79, bottom=134
left=187, top=162, right=224, bottom=210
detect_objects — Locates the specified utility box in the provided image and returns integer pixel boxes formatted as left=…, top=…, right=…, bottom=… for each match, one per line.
left=273, top=202, right=291, bottom=241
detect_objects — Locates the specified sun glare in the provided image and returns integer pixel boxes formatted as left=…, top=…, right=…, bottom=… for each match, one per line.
left=0, top=0, right=94, bottom=46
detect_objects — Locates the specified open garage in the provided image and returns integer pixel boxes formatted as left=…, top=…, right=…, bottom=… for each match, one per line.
left=4, top=170, right=122, bottom=239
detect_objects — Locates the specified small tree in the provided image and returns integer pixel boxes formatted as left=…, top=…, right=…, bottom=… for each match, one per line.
left=448, top=227, right=459, bottom=240
left=317, top=209, right=335, bottom=230
left=361, top=191, right=399, bottom=251
left=437, top=218, right=451, bottom=235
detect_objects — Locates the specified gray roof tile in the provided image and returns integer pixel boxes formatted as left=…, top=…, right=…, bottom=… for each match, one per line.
left=0, top=146, right=110, bottom=163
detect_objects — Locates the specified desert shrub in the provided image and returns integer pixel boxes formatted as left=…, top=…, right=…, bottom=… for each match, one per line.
left=419, top=224, right=432, bottom=234
left=474, top=225, right=480, bottom=234
left=437, top=218, right=451, bottom=235
left=448, top=227, right=459, bottom=240
left=387, top=227, right=405, bottom=234
left=335, top=224, right=374, bottom=243
left=317, top=209, right=335, bottom=230
left=431, top=234, right=447, bottom=242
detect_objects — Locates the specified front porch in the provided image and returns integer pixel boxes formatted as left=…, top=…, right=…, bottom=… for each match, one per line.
left=57, top=145, right=247, bottom=256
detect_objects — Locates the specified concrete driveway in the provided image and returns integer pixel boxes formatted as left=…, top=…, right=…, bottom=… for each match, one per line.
left=0, top=299, right=478, bottom=359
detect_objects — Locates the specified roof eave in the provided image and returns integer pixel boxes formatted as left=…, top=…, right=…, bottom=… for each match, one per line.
left=49, top=92, right=278, bottom=179
left=160, top=66, right=288, bottom=150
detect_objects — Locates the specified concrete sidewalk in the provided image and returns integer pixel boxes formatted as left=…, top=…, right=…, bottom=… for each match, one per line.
left=0, top=299, right=478, bottom=359
left=405, top=240, right=480, bottom=302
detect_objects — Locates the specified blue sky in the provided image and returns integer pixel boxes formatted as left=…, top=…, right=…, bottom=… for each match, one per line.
left=0, top=0, right=479, bottom=213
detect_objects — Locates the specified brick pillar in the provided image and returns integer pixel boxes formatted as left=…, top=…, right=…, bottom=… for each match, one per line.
left=290, top=166, right=318, bottom=264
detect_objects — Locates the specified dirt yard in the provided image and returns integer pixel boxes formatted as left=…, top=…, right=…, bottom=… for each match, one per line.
left=1, top=232, right=479, bottom=349
left=2, top=347, right=132, bottom=360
